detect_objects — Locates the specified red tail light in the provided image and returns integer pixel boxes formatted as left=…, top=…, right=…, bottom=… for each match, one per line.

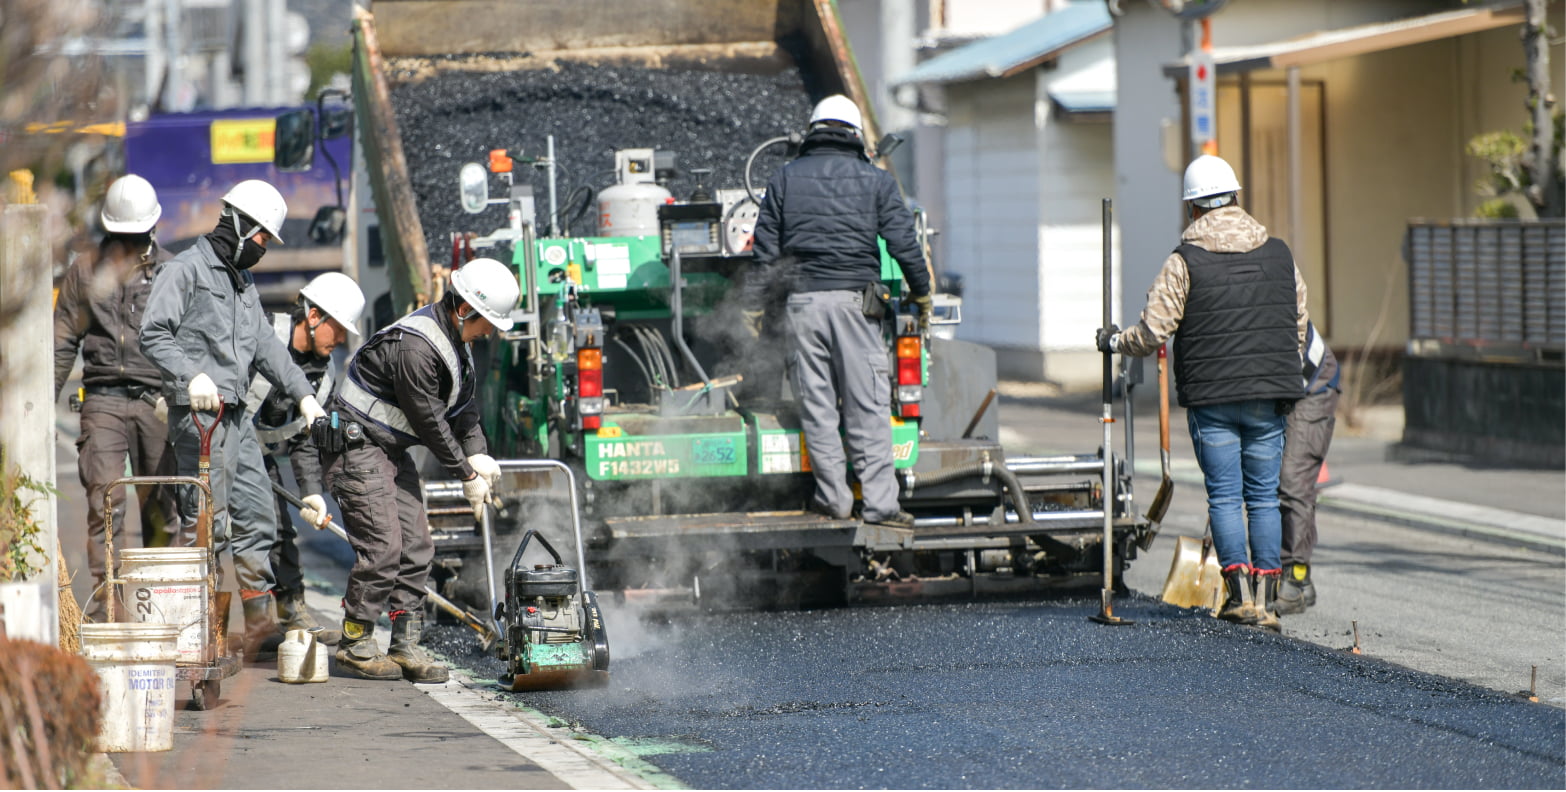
left=895, top=335, right=922, bottom=418
left=578, top=348, right=603, bottom=397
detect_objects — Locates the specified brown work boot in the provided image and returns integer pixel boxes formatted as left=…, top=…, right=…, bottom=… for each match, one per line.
left=240, top=590, right=287, bottom=661
left=389, top=610, right=449, bottom=684
left=1251, top=569, right=1283, bottom=632
left=1217, top=566, right=1260, bottom=625
left=1274, top=562, right=1314, bottom=615
left=276, top=590, right=341, bottom=645
left=334, top=618, right=402, bottom=680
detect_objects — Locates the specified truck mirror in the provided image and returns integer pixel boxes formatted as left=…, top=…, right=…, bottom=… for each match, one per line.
left=274, top=109, right=315, bottom=171
left=319, top=103, right=353, bottom=140
left=308, top=205, right=347, bottom=245
left=875, top=133, right=904, bottom=159
left=460, top=162, right=490, bottom=214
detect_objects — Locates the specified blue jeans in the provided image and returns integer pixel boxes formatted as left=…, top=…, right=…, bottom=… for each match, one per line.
left=1187, top=399, right=1286, bottom=571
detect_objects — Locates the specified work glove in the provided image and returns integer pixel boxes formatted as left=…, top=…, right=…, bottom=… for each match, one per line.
left=462, top=473, right=493, bottom=520
left=188, top=373, right=221, bottom=411
left=1095, top=324, right=1121, bottom=354
left=298, top=395, right=327, bottom=430
left=299, top=494, right=330, bottom=530
left=910, top=294, right=934, bottom=332
left=466, top=453, right=502, bottom=488
left=742, top=309, right=765, bottom=339
left=153, top=396, right=168, bottom=424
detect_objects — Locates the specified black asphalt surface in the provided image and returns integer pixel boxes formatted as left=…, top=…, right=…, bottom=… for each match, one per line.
left=431, top=595, right=1565, bottom=789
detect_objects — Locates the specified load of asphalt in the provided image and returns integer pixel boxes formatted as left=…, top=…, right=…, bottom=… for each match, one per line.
left=389, top=59, right=812, bottom=259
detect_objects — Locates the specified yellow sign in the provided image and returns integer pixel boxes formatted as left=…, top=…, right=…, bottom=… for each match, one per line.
left=210, top=119, right=276, bottom=164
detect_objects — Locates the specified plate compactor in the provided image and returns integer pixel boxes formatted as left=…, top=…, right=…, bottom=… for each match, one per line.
left=496, top=529, right=610, bottom=691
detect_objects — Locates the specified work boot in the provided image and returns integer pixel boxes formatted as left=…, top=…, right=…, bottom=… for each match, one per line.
left=334, top=618, right=402, bottom=680
left=1274, top=562, right=1315, bottom=615
left=240, top=590, right=287, bottom=661
left=865, top=510, right=916, bottom=530
left=275, top=590, right=341, bottom=645
left=389, top=610, right=449, bottom=684
left=1251, top=569, right=1283, bottom=632
left=1217, top=565, right=1260, bottom=625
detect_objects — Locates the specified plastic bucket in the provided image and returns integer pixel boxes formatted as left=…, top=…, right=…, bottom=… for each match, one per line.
left=119, top=548, right=208, bottom=665
left=79, top=622, right=180, bottom=752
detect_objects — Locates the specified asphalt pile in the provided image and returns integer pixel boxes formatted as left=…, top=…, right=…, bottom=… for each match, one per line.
left=390, top=60, right=814, bottom=257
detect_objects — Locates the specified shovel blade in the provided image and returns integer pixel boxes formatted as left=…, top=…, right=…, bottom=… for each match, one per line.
left=1144, top=476, right=1173, bottom=525
left=1160, top=536, right=1224, bottom=610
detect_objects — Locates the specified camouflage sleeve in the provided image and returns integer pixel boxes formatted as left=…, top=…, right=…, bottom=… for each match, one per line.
left=1117, top=252, right=1190, bottom=358
left=1295, top=267, right=1310, bottom=356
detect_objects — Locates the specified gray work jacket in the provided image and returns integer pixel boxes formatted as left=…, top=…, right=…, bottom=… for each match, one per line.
left=139, top=236, right=312, bottom=408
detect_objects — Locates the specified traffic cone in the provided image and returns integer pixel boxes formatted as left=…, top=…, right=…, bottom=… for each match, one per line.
left=1315, top=460, right=1340, bottom=489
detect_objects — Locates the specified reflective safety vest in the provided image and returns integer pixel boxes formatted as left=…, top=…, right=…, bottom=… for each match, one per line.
left=337, top=304, right=472, bottom=445
left=243, top=314, right=335, bottom=448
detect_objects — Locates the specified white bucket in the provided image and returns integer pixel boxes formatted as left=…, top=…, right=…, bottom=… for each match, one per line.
left=119, top=547, right=208, bottom=665
left=79, top=622, right=180, bottom=753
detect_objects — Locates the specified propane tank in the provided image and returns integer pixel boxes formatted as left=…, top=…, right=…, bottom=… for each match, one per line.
left=597, top=148, right=672, bottom=237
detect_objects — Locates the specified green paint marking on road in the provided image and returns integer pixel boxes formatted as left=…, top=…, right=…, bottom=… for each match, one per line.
left=563, top=733, right=691, bottom=790
left=609, top=736, right=715, bottom=757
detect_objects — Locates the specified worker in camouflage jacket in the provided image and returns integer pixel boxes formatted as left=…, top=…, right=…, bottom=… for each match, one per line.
left=1098, top=154, right=1308, bottom=632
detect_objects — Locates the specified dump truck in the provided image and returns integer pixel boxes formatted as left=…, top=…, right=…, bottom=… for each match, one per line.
left=283, top=0, right=1156, bottom=612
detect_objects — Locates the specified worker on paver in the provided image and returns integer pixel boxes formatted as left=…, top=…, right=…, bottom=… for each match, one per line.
left=1097, top=154, right=1307, bottom=630
left=322, top=257, right=518, bottom=683
left=1276, top=320, right=1339, bottom=614
left=749, top=94, right=932, bottom=529
left=53, top=174, right=178, bottom=621
left=140, top=179, right=324, bottom=658
left=226, top=272, right=367, bottom=645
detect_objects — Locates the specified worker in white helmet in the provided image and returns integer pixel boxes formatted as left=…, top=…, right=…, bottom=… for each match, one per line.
left=748, top=93, right=933, bottom=530
left=221, top=271, right=367, bottom=645
left=1095, top=154, right=1309, bottom=631
left=53, top=174, right=178, bottom=621
left=322, top=257, right=518, bottom=682
left=140, top=178, right=324, bottom=659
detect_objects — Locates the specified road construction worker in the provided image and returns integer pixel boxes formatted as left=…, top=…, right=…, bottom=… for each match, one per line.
left=52, top=174, right=178, bottom=621
left=1097, top=154, right=1307, bottom=631
left=322, top=257, right=518, bottom=683
left=1276, top=321, right=1339, bottom=614
left=749, top=94, right=933, bottom=529
left=223, top=271, right=366, bottom=645
left=139, top=179, right=325, bottom=658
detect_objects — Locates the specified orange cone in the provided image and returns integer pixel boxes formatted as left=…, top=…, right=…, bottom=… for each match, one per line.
left=1315, top=461, right=1339, bottom=489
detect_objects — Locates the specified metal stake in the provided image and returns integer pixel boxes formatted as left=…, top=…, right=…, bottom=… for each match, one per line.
left=1091, top=198, right=1130, bottom=626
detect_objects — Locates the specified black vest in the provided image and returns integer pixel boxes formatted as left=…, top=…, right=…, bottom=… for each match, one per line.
left=1173, top=237, right=1304, bottom=408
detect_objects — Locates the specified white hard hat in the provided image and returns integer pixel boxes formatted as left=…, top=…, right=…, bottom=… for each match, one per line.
left=450, top=257, right=520, bottom=331
left=299, top=271, right=367, bottom=336
left=810, top=94, right=863, bottom=133
left=101, top=174, right=162, bottom=234
left=221, top=179, right=288, bottom=244
left=1182, top=154, right=1242, bottom=205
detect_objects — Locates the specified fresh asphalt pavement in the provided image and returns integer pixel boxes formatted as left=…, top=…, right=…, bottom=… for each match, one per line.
left=53, top=384, right=1566, bottom=789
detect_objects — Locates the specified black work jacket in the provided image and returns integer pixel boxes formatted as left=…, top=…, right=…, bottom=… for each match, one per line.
left=53, top=237, right=168, bottom=397
left=751, top=127, right=930, bottom=300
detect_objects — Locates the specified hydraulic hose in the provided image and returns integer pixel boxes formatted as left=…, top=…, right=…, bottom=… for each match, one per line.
left=902, top=459, right=1036, bottom=525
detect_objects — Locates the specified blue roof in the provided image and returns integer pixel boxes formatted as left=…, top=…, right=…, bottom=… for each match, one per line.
left=893, top=2, right=1113, bottom=87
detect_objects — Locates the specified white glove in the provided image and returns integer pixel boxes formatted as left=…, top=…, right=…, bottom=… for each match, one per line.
left=467, top=454, right=502, bottom=487
left=153, top=396, right=168, bottom=424
left=461, top=474, right=492, bottom=519
left=298, top=395, right=327, bottom=428
left=299, top=494, right=330, bottom=530
left=188, top=373, right=220, bottom=411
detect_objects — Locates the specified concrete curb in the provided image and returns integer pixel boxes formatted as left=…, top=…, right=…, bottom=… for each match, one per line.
left=1135, top=459, right=1566, bottom=556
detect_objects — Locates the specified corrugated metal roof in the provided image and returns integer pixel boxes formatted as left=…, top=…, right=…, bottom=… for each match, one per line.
left=893, top=2, right=1113, bottom=87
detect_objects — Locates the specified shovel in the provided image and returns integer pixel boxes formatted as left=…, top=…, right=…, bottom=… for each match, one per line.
left=1144, top=344, right=1173, bottom=526
left=269, top=481, right=501, bottom=651
left=1160, top=521, right=1224, bottom=611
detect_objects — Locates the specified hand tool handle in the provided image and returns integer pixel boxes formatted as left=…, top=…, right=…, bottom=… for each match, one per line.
left=269, top=481, right=334, bottom=529
left=1158, top=345, right=1170, bottom=452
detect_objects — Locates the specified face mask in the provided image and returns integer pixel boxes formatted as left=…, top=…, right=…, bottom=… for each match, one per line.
left=236, top=240, right=267, bottom=270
